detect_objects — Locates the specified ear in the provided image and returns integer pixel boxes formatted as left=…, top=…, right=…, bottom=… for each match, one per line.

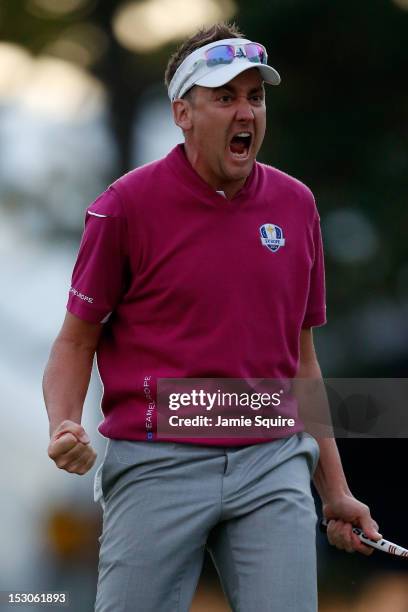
left=172, top=99, right=193, bottom=131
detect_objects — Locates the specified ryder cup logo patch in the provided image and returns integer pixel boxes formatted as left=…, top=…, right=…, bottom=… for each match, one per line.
left=259, top=224, right=286, bottom=253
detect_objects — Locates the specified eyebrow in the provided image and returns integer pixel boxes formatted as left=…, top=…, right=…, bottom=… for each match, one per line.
left=213, top=84, right=265, bottom=95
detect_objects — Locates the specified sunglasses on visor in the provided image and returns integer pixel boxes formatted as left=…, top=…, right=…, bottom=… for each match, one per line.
left=204, top=43, right=267, bottom=67
left=170, top=41, right=269, bottom=100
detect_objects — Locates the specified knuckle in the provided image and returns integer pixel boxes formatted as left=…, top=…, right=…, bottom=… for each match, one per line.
left=71, top=452, right=82, bottom=463
left=78, top=460, right=90, bottom=474
left=85, top=454, right=94, bottom=466
left=85, top=447, right=96, bottom=460
left=65, top=432, right=77, bottom=443
left=48, top=448, right=56, bottom=460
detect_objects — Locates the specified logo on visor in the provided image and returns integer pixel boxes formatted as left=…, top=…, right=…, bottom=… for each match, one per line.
left=259, top=224, right=286, bottom=253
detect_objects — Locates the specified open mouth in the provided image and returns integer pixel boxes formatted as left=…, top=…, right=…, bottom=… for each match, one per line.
left=229, top=132, right=252, bottom=158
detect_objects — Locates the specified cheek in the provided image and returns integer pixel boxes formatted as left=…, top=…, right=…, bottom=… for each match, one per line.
left=195, top=117, right=221, bottom=143
left=199, top=122, right=227, bottom=150
left=255, top=113, right=266, bottom=143
left=257, top=109, right=266, bottom=130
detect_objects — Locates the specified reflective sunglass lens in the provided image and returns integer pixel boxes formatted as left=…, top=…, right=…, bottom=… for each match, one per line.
left=205, top=45, right=234, bottom=66
left=245, top=43, right=266, bottom=64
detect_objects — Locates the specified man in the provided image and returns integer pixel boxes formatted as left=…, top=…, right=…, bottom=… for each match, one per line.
left=43, top=22, right=381, bottom=612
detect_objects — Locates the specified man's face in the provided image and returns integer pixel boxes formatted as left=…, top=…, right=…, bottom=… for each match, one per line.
left=180, top=68, right=266, bottom=193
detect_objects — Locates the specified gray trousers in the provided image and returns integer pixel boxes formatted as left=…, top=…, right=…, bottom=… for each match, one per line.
left=94, top=433, right=320, bottom=612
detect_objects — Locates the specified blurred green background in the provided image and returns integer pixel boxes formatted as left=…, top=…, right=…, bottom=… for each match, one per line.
left=0, top=0, right=407, bottom=610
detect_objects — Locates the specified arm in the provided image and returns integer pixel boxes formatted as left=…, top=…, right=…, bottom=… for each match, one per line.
left=43, top=311, right=103, bottom=475
left=296, top=328, right=382, bottom=555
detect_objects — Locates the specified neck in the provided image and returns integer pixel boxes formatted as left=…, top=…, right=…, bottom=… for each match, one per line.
left=183, top=142, right=247, bottom=200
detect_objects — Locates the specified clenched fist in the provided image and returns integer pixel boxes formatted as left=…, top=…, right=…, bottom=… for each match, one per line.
left=48, top=420, right=97, bottom=475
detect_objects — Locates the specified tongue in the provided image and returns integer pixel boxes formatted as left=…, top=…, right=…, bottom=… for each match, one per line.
left=230, top=140, right=246, bottom=154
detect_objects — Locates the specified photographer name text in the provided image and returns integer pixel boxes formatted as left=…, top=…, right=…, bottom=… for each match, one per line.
left=167, top=415, right=295, bottom=429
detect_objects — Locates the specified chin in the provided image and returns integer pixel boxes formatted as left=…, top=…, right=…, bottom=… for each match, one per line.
left=230, top=169, right=251, bottom=182
left=226, top=158, right=254, bottom=179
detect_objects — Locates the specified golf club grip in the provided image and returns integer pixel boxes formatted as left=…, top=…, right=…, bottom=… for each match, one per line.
left=320, top=518, right=368, bottom=539
left=319, top=518, right=367, bottom=538
left=319, top=518, right=379, bottom=550
left=319, top=519, right=408, bottom=557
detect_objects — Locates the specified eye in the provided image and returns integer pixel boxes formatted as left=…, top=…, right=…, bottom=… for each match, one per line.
left=251, top=94, right=264, bottom=103
left=218, top=95, right=233, bottom=103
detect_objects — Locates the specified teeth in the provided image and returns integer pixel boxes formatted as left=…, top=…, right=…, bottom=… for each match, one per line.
left=235, top=132, right=251, bottom=137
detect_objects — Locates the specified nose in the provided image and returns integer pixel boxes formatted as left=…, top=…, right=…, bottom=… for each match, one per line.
left=235, top=96, right=255, bottom=122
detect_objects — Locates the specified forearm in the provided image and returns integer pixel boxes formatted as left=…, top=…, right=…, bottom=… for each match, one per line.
left=312, top=437, right=352, bottom=502
left=296, top=379, right=352, bottom=502
left=296, top=330, right=380, bottom=551
left=295, top=329, right=352, bottom=504
left=296, top=377, right=352, bottom=502
left=43, top=337, right=95, bottom=437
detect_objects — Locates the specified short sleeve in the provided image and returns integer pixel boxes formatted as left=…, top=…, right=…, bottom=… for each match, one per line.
left=67, top=186, right=128, bottom=324
left=302, top=215, right=327, bottom=328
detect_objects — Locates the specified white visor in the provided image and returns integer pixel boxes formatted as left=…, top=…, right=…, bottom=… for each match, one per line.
left=168, top=38, right=281, bottom=101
